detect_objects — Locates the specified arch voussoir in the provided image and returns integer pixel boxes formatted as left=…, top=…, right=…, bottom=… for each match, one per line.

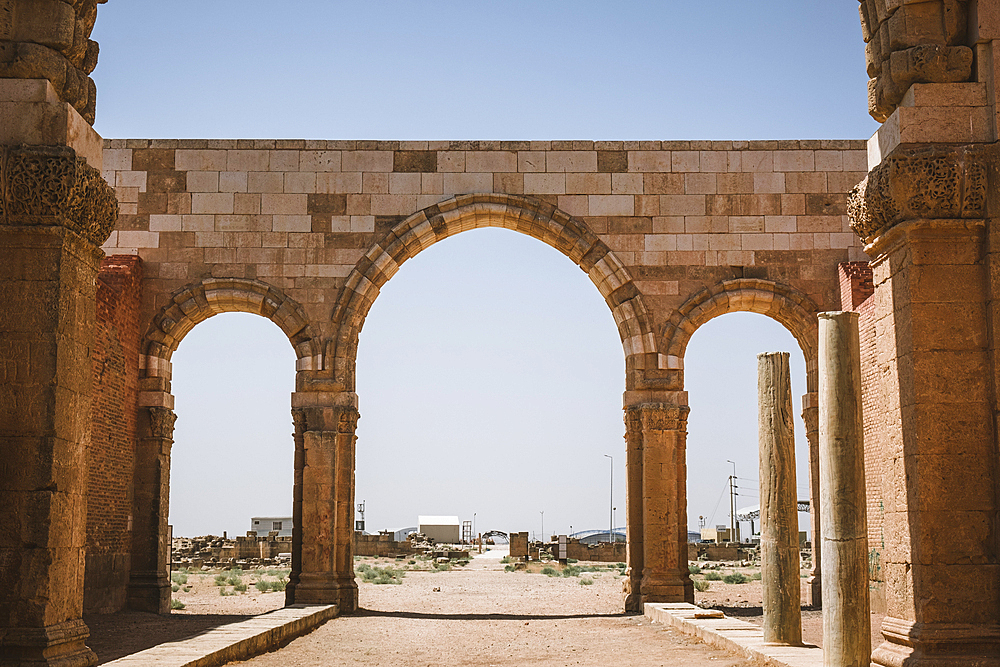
left=328, top=193, right=659, bottom=392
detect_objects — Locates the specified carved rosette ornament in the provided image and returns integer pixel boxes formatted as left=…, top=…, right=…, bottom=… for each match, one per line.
left=847, top=146, right=988, bottom=244
left=0, top=144, right=118, bottom=245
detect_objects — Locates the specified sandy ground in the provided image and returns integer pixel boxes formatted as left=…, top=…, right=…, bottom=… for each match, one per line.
left=86, top=550, right=883, bottom=665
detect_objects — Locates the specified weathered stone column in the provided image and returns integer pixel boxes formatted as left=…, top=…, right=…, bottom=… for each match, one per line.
left=286, top=391, right=359, bottom=613
left=758, top=352, right=802, bottom=646
left=624, top=398, right=693, bottom=606
left=800, top=393, right=821, bottom=607
left=850, top=146, right=1000, bottom=666
left=817, top=312, right=870, bottom=667
left=622, top=407, right=644, bottom=613
left=127, top=407, right=176, bottom=614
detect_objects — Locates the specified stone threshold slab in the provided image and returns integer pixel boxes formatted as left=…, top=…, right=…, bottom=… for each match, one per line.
left=103, top=604, right=338, bottom=666
left=645, top=602, right=823, bottom=667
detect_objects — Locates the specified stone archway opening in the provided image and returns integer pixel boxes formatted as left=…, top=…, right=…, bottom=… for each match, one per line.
left=352, top=226, right=627, bottom=611
left=129, top=278, right=321, bottom=614
left=167, top=312, right=297, bottom=587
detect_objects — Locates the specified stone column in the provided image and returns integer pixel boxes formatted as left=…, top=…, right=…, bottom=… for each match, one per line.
left=758, top=352, right=802, bottom=646
left=0, top=81, right=116, bottom=664
left=850, top=145, right=1000, bottom=665
left=127, top=407, right=175, bottom=614
left=801, top=393, right=821, bottom=607
left=286, top=391, right=359, bottom=613
left=622, top=407, right=644, bottom=613
left=624, top=399, right=693, bottom=606
left=817, top=312, right=870, bottom=667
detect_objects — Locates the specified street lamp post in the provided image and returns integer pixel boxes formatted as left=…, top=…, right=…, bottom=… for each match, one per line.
left=540, top=511, right=544, bottom=542
left=604, top=454, right=613, bottom=544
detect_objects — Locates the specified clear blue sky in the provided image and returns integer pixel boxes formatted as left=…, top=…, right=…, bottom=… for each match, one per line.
left=89, top=1, right=877, bottom=539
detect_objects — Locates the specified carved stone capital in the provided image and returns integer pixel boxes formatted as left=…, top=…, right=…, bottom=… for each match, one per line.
left=0, top=144, right=118, bottom=245
left=147, top=407, right=176, bottom=440
left=848, top=145, right=988, bottom=245
left=337, top=407, right=360, bottom=434
left=624, top=402, right=690, bottom=434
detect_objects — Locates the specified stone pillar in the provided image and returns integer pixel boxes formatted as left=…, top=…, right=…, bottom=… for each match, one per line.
left=850, top=145, right=1000, bottom=665
left=868, top=219, right=999, bottom=665
left=622, top=407, right=644, bottom=613
left=758, top=352, right=802, bottom=646
left=801, top=393, right=821, bottom=607
left=0, top=79, right=116, bottom=663
left=817, top=312, right=870, bottom=667
left=286, top=391, right=359, bottom=613
left=624, top=398, right=693, bottom=607
left=127, top=407, right=175, bottom=614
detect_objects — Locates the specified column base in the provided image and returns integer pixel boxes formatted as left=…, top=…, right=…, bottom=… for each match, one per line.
left=641, top=570, right=693, bottom=604
left=622, top=570, right=643, bottom=613
left=806, top=574, right=821, bottom=608
left=126, top=571, right=170, bottom=614
left=872, top=618, right=1000, bottom=667
left=287, top=573, right=357, bottom=613
left=0, top=619, right=97, bottom=667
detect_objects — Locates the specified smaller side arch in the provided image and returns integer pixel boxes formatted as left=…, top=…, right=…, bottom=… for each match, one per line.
left=659, top=278, right=820, bottom=377
left=141, top=277, right=321, bottom=385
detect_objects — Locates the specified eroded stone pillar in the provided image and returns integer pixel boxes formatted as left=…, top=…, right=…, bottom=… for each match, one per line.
left=624, top=398, right=692, bottom=607
left=127, top=407, right=175, bottom=614
left=758, top=352, right=802, bottom=646
left=801, top=394, right=821, bottom=607
left=622, top=407, right=644, bottom=613
left=286, top=391, right=359, bottom=613
left=867, top=219, right=1000, bottom=666
left=818, top=312, right=870, bottom=667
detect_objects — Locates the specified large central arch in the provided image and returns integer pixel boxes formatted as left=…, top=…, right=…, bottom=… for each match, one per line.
left=325, top=193, right=658, bottom=393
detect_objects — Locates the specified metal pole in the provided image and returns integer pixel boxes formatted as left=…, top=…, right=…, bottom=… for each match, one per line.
left=604, top=454, right=613, bottom=543
left=540, top=511, right=544, bottom=542
left=727, top=460, right=737, bottom=542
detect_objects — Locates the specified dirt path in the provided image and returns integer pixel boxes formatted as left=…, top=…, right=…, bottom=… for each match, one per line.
left=233, top=549, right=753, bottom=667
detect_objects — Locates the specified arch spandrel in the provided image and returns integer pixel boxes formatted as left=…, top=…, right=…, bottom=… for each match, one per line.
left=326, top=193, right=658, bottom=393
left=140, top=277, right=322, bottom=388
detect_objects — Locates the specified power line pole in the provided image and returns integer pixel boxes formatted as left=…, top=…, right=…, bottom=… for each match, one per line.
left=727, top=460, right=738, bottom=543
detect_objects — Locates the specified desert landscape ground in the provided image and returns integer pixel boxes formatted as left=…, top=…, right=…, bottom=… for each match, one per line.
left=85, top=546, right=882, bottom=665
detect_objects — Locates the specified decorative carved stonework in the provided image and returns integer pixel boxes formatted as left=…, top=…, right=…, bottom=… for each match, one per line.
left=292, top=408, right=308, bottom=434
left=0, top=144, right=118, bottom=245
left=338, top=408, right=360, bottom=434
left=859, top=0, right=973, bottom=122
left=625, top=403, right=689, bottom=434
left=0, top=0, right=105, bottom=124
left=147, top=407, right=176, bottom=440
left=848, top=145, right=989, bottom=244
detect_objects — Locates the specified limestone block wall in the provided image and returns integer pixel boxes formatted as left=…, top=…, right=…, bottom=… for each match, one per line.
left=98, top=139, right=868, bottom=383
left=85, top=254, right=142, bottom=614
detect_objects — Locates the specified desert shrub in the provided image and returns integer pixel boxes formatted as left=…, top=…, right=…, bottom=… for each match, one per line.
left=171, top=572, right=188, bottom=585
left=504, top=564, right=516, bottom=572
left=434, top=562, right=451, bottom=572
left=255, top=580, right=270, bottom=592
left=213, top=574, right=228, bottom=586
left=408, top=560, right=416, bottom=565
left=567, top=558, right=578, bottom=564
left=688, top=564, right=701, bottom=574
left=171, top=584, right=179, bottom=593
left=540, top=566, right=559, bottom=577
left=234, top=582, right=247, bottom=592
left=722, top=572, right=748, bottom=584
left=615, top=562, right=626, bottom=569
left=693, top=579, right=710, bottom=592
left=579, top=578, right=594, bottom=586
left=750, top=571, right=762, bottom=581
left=500, top=556, right=510, bottom=564
left=703, top=571, right=723, bottom=581
left=361, top=565, right=404, bottom=584
left=562, top=565, right=582, bottom=578
left=219, top=588, right=235, bottom=596
left=170, top=598, right=185, bottom=609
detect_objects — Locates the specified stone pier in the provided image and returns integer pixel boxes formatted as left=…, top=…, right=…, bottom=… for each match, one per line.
left=757, top=352, right=802, bottom=646
left=817, top=312, right=870, bottom=667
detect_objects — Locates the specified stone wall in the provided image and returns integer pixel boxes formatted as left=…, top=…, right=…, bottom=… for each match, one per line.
left=85, top=255, right=142, bottom=614
left=565, top=540, right=626, bottom=563
left=353, top=534, right=419, bottom=558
